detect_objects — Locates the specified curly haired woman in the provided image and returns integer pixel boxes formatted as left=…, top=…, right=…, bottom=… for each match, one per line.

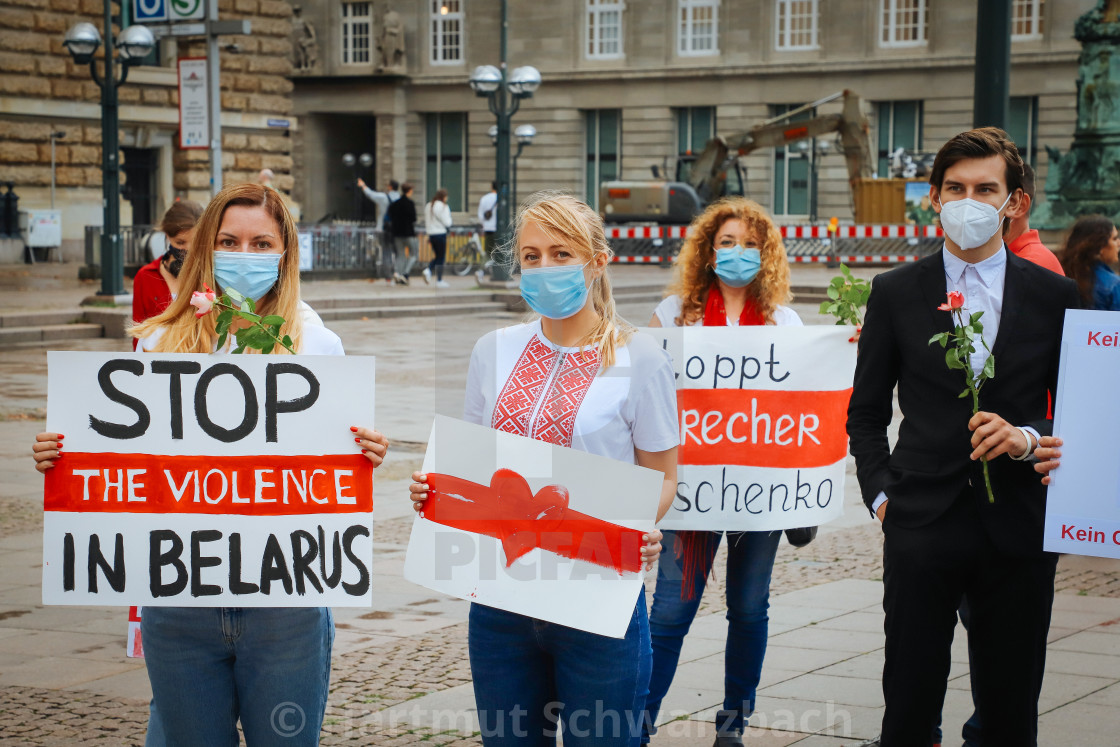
left=643, top=197, right=801, bottom=746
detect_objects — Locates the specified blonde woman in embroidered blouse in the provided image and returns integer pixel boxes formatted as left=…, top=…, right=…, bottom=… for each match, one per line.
left=410, top=192, right=679, bottom=746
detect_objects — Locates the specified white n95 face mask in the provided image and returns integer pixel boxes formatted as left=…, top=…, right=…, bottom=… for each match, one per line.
left=939, top=193, right=1012, bottom=250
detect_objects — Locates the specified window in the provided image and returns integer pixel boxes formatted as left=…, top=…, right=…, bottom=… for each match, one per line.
left=678, top=0, right=718, bottom=56
left=1012, top=0, right=1044, bottom=41
left=430, top=0, right=464, bottom=65
left=879, top=0, right=928, bottom=47
left=425, top=113, right=467, bottom=212
left=771, top=104, right=813, bottom=217
left=1008, top=96, right=1039, bottom=167
left=341, top=2, right=372, bottom=65
left=676, top=107, right=715, bottom=156
left=587, top=0, right=625, bottom=59
left=776, top=0, right=818, bottom=51
left=585, top=110, right=621, bottom=209
left=875, top=100, right=923, bottom=176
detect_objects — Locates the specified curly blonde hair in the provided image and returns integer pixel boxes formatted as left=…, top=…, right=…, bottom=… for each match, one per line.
left=667, top=197, right=792, bottom=326
left=508, top=191, right=635, bottom=370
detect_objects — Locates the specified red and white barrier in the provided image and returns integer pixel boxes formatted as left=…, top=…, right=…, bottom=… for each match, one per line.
left=606, top=224, right=942, bottom=241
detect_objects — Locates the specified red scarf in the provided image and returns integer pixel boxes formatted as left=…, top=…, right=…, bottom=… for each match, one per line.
left=678, top=283, right=765, bottom=599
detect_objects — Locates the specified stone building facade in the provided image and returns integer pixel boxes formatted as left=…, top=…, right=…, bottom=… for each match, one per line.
left=0, top=0, right=297, bottom=259
left=292, top=0, right=1096, bottom=227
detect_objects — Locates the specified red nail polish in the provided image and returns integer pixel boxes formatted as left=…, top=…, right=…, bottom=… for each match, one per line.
left=354, top=437, right=361, bottom=443
left=350, top=426, right=358, bottom=432
left=57, top=434, right=65, bottom=439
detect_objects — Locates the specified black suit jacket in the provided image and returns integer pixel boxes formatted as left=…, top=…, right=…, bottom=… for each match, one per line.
left=846, top=249, right=1080, bottom=557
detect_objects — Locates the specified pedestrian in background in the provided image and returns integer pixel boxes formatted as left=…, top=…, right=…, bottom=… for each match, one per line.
left=1059, top=214, right=1120, bottom=310
left=422, top=187, right=453, bottom=288
left=357, top=177, right=390, bottom=231
left=131, top=199, right=204, bottom=350
left=477, top=181, right=498, bottom=253
left=387, top=182, right=418, bottom=285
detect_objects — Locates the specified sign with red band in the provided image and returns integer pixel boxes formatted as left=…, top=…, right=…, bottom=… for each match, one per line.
left=42, top=351, right=377, bottom=608
left=640, top=326, right=856, bottom=531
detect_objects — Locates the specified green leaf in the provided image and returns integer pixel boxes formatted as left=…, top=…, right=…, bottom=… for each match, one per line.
left=232, top=345, right=246, bottom=354
left=819, top=301, right=831, bottom=314
left=946, top=349, right=965, bottom=369
left=827, top=285, right=840, bottom=300
left=982, top=355, right=995, bottom=379
left=262, top=341, right=276, bottom=355
left=970, top=311, right=983, bottom=325
left=928, top=332, right=948, bottom=345
left=282, top=334, right=294, bottom=350
left=216, top=330, right=228, bottom=350
left=959, top=388, right=971, bottom=398
left=262, top=315, right=286, bottom=326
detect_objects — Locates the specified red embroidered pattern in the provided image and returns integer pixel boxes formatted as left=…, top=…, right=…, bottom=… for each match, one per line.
left=491, top=335, right=601, bottom=447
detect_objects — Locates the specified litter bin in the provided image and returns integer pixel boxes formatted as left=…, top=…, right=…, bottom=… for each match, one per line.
left=19, top=209, right=62, bottom=263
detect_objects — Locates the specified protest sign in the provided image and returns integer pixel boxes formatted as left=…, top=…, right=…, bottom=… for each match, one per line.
left=1044, top=310, right=1120, bottom=559
left=640, top=326, right=855, bottom=531
left=42, top=351, right=376, bottom=607
left=403, top=415, right=661, bottom=639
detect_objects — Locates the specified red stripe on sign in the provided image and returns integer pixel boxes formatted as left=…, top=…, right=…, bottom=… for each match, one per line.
left=678, top=389, right=851, bottom=468
left=44, top=453, right=373, bottom=515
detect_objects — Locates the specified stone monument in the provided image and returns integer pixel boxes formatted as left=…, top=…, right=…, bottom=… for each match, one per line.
left=1035, top=0, right=1120, bottom=229
left=378, top=7, right=406, bottom=72
left=291, top=5, right=319, bottom=74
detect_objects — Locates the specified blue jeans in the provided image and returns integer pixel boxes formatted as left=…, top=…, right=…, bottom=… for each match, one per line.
left=468, top=595, right=651, bottom=746
left=643, top=530, right=781, bottom=741
left=142, top=606, right=334, bottom=746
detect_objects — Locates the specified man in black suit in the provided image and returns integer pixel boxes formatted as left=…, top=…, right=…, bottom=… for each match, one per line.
left=847, top=128, right=1079, bottom=746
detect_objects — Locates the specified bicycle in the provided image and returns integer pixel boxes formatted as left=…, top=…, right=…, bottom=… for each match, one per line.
left=447, top=229, right=494, bottom=277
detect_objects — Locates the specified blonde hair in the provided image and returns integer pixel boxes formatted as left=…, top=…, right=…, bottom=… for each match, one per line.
left=668, top=197, right=792, bottom=326
left=508, top=191, right=634, bottom=369
left=131, top=183, right=306, bottom=354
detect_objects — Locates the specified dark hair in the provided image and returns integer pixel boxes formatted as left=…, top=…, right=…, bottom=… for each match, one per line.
left=401, top=182, right=414, bottom=195
left=1021, top=163, right=1036, bottom=203
left=160, top=199, right=204, bottom=238
left=929, top=127, right=1024, bottom=196
left=491, top=181, right=498, bottom=191
left=431, top=188, right=448, bottom=204
left=389, top=180, right=400, bottom=190
left=1060, top=214, right=1116, bottom=306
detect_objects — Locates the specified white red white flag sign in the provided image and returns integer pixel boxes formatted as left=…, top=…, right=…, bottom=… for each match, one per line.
left=1045, top=310, right=1120, bottom=559
left=42, top=351, right=376, bottom=607
left=640, top=326, right=855, bottom=531
left=403, top=415, right=662, bottom=639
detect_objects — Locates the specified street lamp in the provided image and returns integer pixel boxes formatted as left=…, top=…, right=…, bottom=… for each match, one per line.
left=468, top=1, right=541, bottom=281
left=511, top=124, right=536, bottom=210
left=342, top=152, right=373, bottom=221
left=797, top=137, right=834, bottom=224
left=63, top=15, right=154, bottom=297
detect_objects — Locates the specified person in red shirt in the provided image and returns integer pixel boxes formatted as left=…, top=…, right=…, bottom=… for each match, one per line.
left=1005, top=163, right=1064, bottom=276
left=131, top=200, right=204, bottom=349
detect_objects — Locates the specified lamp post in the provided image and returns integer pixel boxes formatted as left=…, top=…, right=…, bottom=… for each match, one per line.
left=49, top=130, right=66, bottom=210
left=63, top=16, right=154, bottom=297
left=511, top=124, right=536, bottom=210
left=468, top=0, right=541, bottom=281
left=797, top=137, right=833, bottom=224
left=343, top=152, right=373, bottom=221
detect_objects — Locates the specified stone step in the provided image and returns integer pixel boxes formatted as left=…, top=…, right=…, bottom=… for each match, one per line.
left=315, top=301, right=508, bottom=321
left=0, top=309, right=86, bottom=328
left=0, top=323, right=104, bottom=345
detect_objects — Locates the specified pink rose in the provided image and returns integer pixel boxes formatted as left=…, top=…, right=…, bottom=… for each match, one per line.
left=190, top=284, right=216, bottom=318
left=937, top=291, right=965, bottom=312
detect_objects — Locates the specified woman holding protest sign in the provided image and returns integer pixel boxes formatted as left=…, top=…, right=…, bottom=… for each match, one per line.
left=409, top=191, right=679, bottom=745
left=32, top=182, right=389, bottom=746
left=643, top=197, right=802, bottom=746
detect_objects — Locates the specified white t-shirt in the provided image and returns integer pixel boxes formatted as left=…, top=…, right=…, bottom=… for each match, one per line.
left=463, top=320, right=679, bottom=463
left=653, top=295, right=803, bottom=328
left=139, top=304, right=343, bottom=355
left=477, top=192, right=498, bottom=232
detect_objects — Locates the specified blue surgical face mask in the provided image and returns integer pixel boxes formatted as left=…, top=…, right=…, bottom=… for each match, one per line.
left=213, top=251, right=282, bottom=302
left=519, top=262, right=591, bottom=320
left=714, top=246, right=762, bottom=287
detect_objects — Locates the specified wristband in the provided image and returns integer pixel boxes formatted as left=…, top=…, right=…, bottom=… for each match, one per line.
left=1009, top=427, right=1035, bottom=461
